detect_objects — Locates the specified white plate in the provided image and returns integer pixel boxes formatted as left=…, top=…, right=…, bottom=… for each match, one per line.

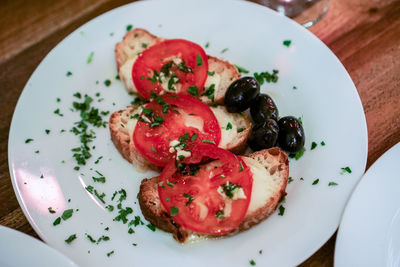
left=8, top=0, right=367, bottom=266
left=335, top=142, right=400, bottom=267
left=0, top=226, right=77, bottom=267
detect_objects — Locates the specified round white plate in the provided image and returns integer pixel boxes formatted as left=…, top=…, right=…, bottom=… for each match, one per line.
left=8, top=0, right=367, bottom=266
left=335, top=142, right=400, bottom=267
left=0, top=226, right=77, bottom=267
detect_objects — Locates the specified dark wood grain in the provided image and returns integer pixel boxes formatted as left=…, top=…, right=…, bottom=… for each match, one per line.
left=1, top=0, right=399, bottom=266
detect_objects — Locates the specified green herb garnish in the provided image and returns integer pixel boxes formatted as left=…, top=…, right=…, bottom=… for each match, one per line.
left=196, top=53, right=203, bottom=66
left=25, top=138, right=34, bottom=143
left=170, top=206, right=179, bottom=216
left=87, top=52, right=94, bottom=63
left=183, top=193, right=194, bottom=206
left=61, top=209, right=73, bottom=221
left=328, top=182, right=338, bottom=186
left=278, top=205, right=285, bottom=216
left=201, top=139, right=215, bottom=144
left=48, top=207, right=56, bottom=214
left=311, top=142, right=317, bottom=150
left=187, top=85, right=199, bottom=96
left=226, top=122, right=232, bottom=130
left=312, top=179, right=319, bottom=185
left=126, top=24, right=133, bottom=31
left=65, top=234, right=77, bottom=244
left=283, top=40, right=292, bottom=47
left=234, top=64, right=249, bottom=74
left=341, top=167, right=352, bottom=174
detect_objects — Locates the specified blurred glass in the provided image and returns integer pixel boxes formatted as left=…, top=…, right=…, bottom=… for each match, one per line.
left=250, top=0, right=330, bottom=28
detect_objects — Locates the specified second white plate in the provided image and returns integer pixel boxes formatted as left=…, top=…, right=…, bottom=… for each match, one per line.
left=335, top=142, right=400, bottom=267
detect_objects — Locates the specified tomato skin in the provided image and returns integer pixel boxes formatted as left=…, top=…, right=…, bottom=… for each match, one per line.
left=132, top=39, right=208, bottom=99
left=158, top=144, right=253, bottom=235
left=133, top=94, right=221, bottom=167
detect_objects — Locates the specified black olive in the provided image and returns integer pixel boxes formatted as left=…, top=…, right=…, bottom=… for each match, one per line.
left=224, top=77, right=260, bottom=113
left=248, top=119, right=279, bottom=151
left=250, top=93, right=279, bottom=123
left=277, top=116, right=305, bottom=153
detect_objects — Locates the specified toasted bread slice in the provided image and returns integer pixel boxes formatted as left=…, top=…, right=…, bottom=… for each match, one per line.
left=109, top=105, right=251, bottom=171
left=115, top=28, right=240, bottom=104
left=138, top=147, right=289, bottom=242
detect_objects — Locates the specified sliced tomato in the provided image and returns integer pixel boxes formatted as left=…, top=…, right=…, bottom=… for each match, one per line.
left=133, top=94, right=221, bottom=166
left=158, top=144, right=253, bottom=235
left=132, top=39, right=208, bottom=99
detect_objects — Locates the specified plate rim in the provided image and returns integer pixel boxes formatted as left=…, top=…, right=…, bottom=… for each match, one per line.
left=8, top=0, right=368, bottom=266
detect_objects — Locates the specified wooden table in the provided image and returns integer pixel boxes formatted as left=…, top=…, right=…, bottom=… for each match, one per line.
left=0, top=0, right=399, bottom=265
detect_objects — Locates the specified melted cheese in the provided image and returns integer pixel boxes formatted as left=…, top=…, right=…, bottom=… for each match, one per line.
left=242, top=157, right=280, bottom=214
left=210, top=106, right=238, bottom=148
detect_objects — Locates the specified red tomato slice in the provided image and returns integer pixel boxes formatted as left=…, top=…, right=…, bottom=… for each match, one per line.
left=132, top=39, right=208, bottom=99
left=158, top=144, right=253, bottom=235
left=133, top=94, right=221, bottom=166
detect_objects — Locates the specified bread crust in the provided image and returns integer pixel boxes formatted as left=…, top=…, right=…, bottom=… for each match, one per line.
left=109, top=105, right=251, bottom=170
left=138, top=147, right=289, bottom=242
left=109, top=105, right=161, bottom=172
left=115, top=28, right=240, bottom=101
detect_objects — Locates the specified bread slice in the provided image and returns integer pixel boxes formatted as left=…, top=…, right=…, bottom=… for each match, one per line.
left=109, top=105, right=251, bottom=171
left=138, top=147, right=289, bottom=242
left=115, top=28, right=240, bottom=104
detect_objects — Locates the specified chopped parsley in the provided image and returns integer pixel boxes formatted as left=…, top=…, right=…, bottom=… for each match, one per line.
left=278, top=205, right=285, bottom=216
left=250, top=259, right=256, bottom=265
left=141, top=43, right=148, bottom=48
left=283, top=40, right=292, bottom=47
left=312, top=179, right=319, bottom=185
left=205, top=42, right=210, bottom=48
left=221, top=48, right=229, bottom=53
left=53, top=108, right=63, bottom=116
left=321, top=141, right=326, bottom=146
left=25, top=138, right=34, bottom=143
left=65, top=234, right=77, bottom=244
left=104, top=79, right=111, bottom=86
left=328, top=182, right=338, bottom=186
left=45, top=129, right=50, bottom=134
left=170, top=206, right=179, bottom=216
left=106, top=250, right=114, bottom=257
left=289, top=147, right=305, bottom=160
left=288, top=177, right=293, bottom=184
left=61, top=209, right=74, bottom=220
left=293, top=86, right=297, bottom=90
left=187, top=85, right=199, bottom=96
left=237, top=127, right=245, bottom=133
left=311, top=142, right=317, bottom=150
left=48, top=207, right=56, bottom=214
left=70, top=94, right=108, bottom=167
left=207, top=71, right=215, bottom=76
left=215, top=211, right=225, bottom=220
left=151, top=145, right=157, bottom=152
left=147, top=223, right=156, bottom=232
left=253, top=69, right=279, bottom=85
left=196, top=53, right=203, bottom=66
left=226, top=122, right=232, bottom=130
left=66, top=71, right=72, bottom=77
left=126, top=24, right=133, bottom=31
left=183, top=193, right=194, bottom=206
left=221, top=182, right=241, bottom=198
left=202, top=84, right=215, bottom=100
left=234, top=64, right=249, bottom=74
left=201, top=139, right=215, bottom=144
left=191, top=133, right=198, bottom=142
left=92, top=176, right=106, bottom=183
left=53, top=217, right=61, bottom=226
left=87, top=52, right=94, bottom=64
left=341, top=167, right=352, bottom=174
